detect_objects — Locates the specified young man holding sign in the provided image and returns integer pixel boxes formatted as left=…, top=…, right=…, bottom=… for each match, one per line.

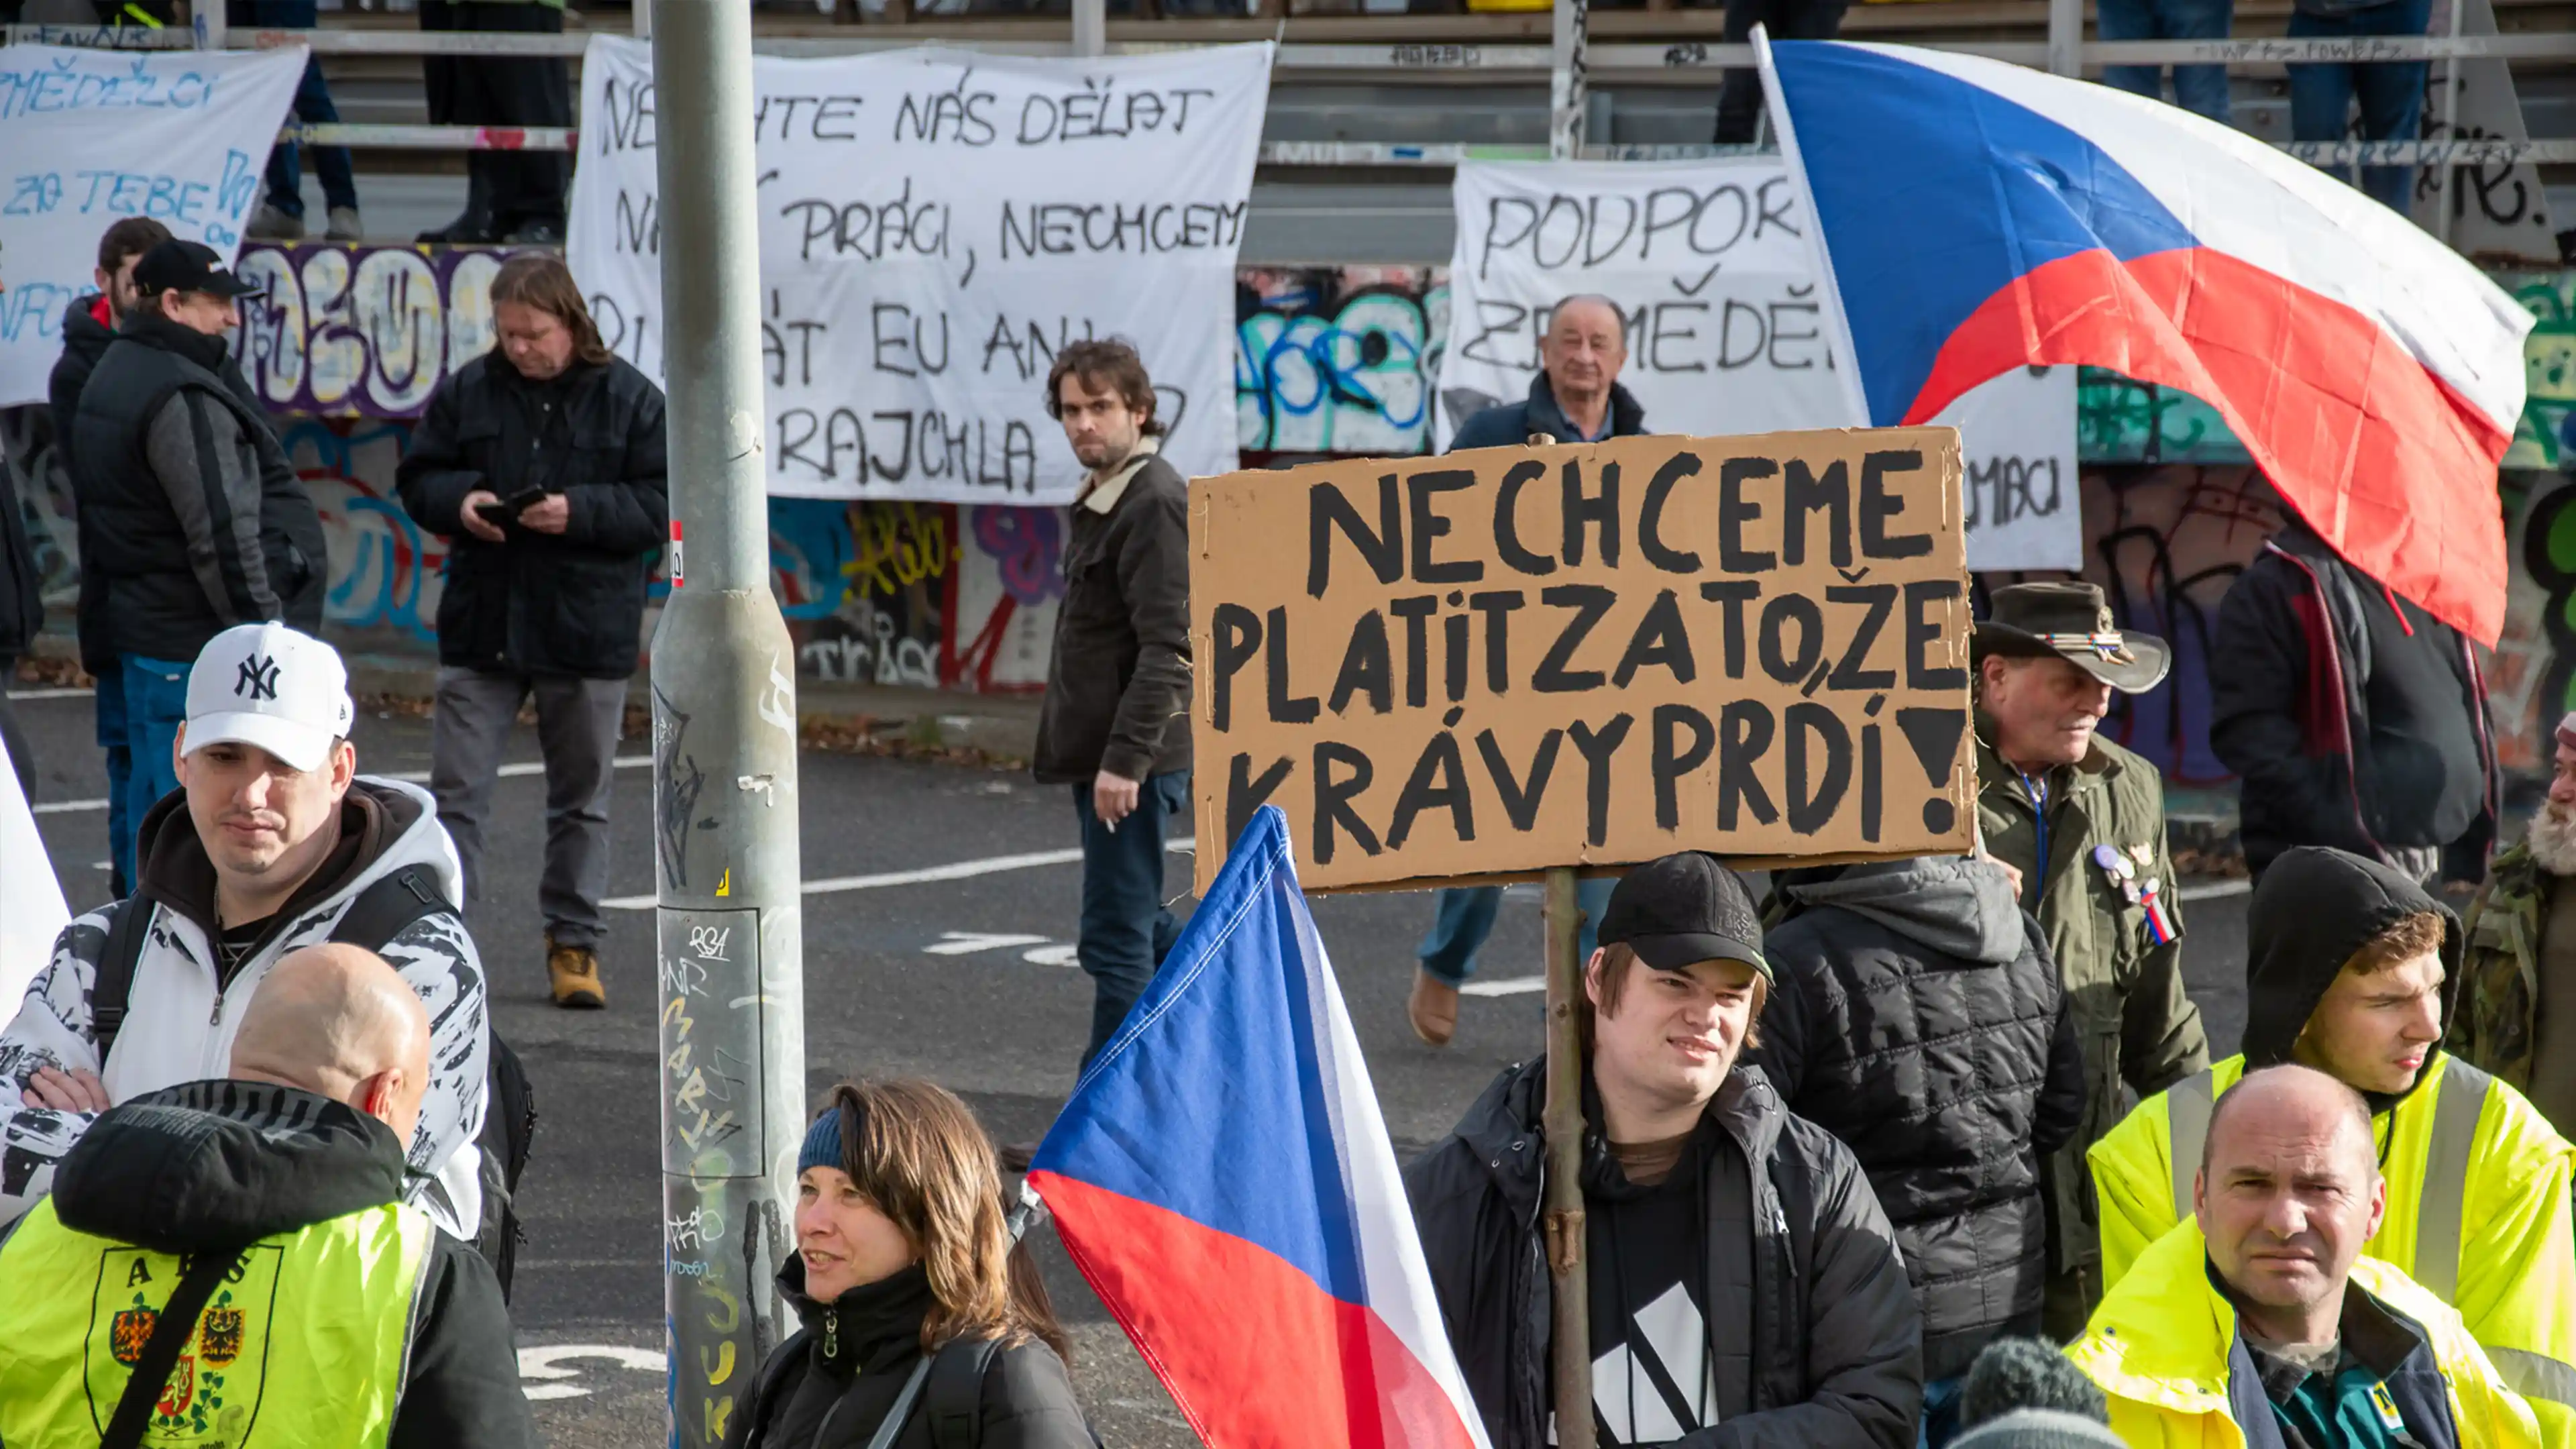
left=1030, top=341, right=1194, bottom=1095
left=1407, top=853, right=1923, bottom=1448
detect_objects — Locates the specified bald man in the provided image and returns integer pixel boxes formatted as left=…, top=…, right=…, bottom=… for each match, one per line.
left=0, top=946, right=535, bottom=1448
left=2071, top=1066, right=2538, bottom=1448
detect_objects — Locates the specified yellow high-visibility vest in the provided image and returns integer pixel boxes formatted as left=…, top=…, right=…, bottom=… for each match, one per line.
left=0, top=1195, right=432, bottom=1446
left=2090, top=1053, right=2576, bottom=1442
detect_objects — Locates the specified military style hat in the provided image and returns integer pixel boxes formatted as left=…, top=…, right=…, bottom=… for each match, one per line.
left=1974, top=582, right=2171, bottom=694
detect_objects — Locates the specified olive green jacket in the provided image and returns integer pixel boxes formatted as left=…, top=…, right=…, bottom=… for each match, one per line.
left=2455, top=840, right=2546, bottom=1089
left=1976, top=727, right=2212, bottom=1273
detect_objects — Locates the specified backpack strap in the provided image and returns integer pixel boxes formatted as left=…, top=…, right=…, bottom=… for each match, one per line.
left=329, top=867, right=451, bottom=952
left=87, top=868, right=447, bottom=1072
left=924, top=1336, right=1004, bottom=1449
left=91, top=894, right=153, bottom=1068
left=100, top=1244, right=246, bottom=1449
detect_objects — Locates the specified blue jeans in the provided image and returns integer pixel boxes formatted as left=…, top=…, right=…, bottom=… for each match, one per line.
left=1074, top=770, right=1190, bottom=1072
left=1920, top=1377, right=1965, bottom=1449
left=2097, top=0, right=2234, bottom=123
left=2288, top=0, right=2433, bottom=213
left=232, top=0, right=358, bottom=216
left=103, top=655, right=192, bottom=890
left=1417, top=879, right=1617, bottom=987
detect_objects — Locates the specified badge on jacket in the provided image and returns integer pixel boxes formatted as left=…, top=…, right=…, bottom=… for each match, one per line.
left=2094, top=843, right=2180, bottom=945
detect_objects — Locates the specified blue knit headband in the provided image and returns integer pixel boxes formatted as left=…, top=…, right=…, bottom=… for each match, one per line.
left=798, top=1108, right=847, bottom=1176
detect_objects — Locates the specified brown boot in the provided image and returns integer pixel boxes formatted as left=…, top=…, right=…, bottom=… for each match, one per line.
left=1407, top=969, right=1459, bottom=1047
left=547, top=934, right=606, bottom=1010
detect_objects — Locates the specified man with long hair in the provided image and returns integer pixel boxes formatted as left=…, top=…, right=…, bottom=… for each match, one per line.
left=396, top=254, right=667, bottom=1010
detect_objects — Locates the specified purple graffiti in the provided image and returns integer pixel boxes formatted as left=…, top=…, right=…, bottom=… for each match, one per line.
left=971, top=506, right=1064, bottom=607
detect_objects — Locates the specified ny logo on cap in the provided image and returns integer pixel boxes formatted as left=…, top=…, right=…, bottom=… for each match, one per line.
left=235, top=654, right=281, bottom=702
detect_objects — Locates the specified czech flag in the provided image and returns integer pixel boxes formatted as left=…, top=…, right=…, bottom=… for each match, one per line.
left=1028, top=806, right=1489, bottom=1449
left=1758, top=37, right=2533, bottom=644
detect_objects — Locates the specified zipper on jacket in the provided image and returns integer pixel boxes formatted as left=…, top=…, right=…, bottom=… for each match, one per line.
left=823, top=1307, right=837, bottom=1360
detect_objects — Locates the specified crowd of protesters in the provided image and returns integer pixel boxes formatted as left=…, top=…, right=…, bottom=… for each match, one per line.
left=0, top=193, right=2572, bottom=1449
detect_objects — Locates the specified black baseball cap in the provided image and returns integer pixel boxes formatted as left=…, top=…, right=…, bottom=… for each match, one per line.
left=131, top=239, right=261, bottom=301
left=1597, top=852, right=1770, bottom=981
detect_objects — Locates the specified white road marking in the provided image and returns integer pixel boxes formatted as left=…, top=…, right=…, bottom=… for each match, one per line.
left=1022, top=943, right=1080, bottom=967
left=517, top=1343, right=665, bottom=1401
left=2176, top=878, right=2250, bottom=902
left=30, top=755, right=651, bottom=814
left=5, top=686, right=93, bottom=700
left=607, top=837, right=1197, bottom=911
left=1460, top=976, right=1547, bottom=998
left=924, top=931, right=1051, bottom=955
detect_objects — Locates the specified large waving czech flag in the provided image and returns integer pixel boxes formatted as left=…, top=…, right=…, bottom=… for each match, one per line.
left=1028, top=806, right=1489, bottom=1449
left=1759, top=37, right=2532, bottom=643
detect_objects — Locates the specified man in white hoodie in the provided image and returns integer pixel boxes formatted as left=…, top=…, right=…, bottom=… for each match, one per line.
left=0, top=622, right=490, bottom=1240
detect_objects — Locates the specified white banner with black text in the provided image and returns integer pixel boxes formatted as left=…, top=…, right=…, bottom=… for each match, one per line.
left=568, top=35, right=1273, bottom=505
left=1440, top=158, right=2080, bottom=571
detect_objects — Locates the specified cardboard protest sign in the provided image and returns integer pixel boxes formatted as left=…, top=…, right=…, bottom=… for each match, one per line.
left=1191, top=427, right=1974, bottom=893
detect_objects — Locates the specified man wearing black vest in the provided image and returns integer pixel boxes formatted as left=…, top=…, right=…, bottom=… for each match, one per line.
left=70, top=240, right=325, bottom=890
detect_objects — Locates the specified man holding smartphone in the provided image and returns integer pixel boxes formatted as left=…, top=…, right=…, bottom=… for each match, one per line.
left=396, top=255, right=667, bottom=1010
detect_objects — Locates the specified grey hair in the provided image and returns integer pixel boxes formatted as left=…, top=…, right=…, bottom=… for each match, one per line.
left=1548, top=293, right=1629, bottom=348
left=1960, top=1338, right=2110, bottom=1429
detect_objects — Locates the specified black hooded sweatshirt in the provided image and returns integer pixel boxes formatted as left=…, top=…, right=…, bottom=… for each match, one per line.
left=34, top=1079, right=537, bottom=1448
left=2241, top=846, right=2463, bottom=1118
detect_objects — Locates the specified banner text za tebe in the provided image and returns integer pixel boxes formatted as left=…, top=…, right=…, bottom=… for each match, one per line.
left=1191, top=428, right=1976, bottom=893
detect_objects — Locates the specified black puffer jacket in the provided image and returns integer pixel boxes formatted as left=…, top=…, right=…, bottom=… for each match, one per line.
left=70, top=311, right=326, bottom=663
left=1405, top=1057, right=1922, bottom=1449
left=19, top=1079, right=536, bottom=1448
left=727, top=1258, right=1093, bottom=1449
left=1755, top=858, right=2087, bottom=1381
left=395, top=352, right=667, bottom=679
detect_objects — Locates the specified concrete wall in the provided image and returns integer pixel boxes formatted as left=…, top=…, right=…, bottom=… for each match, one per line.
left=10, top=246, right=2573, bottom=788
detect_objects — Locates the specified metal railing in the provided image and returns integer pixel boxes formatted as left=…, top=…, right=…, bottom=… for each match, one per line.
left=9, top=4, right=2573, bottom=247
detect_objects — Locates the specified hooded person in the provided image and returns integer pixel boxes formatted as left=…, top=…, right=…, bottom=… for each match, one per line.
left=0, top=623, right=490, bottom=1243
left=1405, top=852, right=1923, bottom=1449
left=1755, top=857, right=2088, bottom=1444
left=0, top=944, right=535, bottom=1447
left=2088, top=847, right=2576, bottom=1441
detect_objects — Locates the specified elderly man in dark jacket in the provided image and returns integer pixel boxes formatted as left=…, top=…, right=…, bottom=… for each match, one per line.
left=1756, top=857, right=2086, bottom=1447
left=1027, top=339, right=1192, bottom=1106
left=396, top=254, right=665, bottom=1011
left=2210, top=515, right=2497, bottom=886
left=1407, top=852, right=1922, bottom=1449
left=71, top=240, right=327, bottom=892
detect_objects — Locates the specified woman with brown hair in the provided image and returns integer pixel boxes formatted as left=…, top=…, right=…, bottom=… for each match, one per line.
left=726, top=1079, right=1095, bottom=1449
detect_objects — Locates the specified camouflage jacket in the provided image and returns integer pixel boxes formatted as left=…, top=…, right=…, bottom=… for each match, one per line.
left=2455, top=840, right=2546, bottom=1089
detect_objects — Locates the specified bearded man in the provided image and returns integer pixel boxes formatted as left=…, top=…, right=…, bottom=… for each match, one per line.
left=2455, top=710, right=2576, bottom=1139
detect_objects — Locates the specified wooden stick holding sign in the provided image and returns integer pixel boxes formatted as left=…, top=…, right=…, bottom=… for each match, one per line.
left=1187, top=427, right=1974, bottom=1443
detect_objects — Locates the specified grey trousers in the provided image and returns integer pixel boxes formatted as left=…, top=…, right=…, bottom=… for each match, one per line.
left=431, top=666, right=627, bottom=949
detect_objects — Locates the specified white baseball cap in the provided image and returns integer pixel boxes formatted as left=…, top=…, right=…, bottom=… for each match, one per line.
left=184, top=623, right=356, bottom=773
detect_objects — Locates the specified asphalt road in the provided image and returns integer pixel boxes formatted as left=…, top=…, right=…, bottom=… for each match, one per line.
left=11, top=683, right=2254, bottom=1448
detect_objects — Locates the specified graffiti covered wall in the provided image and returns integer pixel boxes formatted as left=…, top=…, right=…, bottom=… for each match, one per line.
left=7, top=246, right=2575, bottom=790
